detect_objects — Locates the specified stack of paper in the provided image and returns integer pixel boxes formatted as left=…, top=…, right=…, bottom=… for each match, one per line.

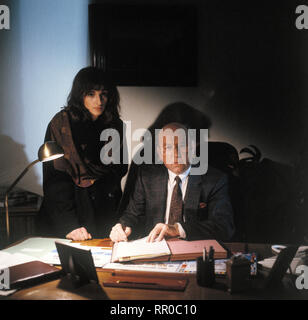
left=0, top=251, right=37, bottom=267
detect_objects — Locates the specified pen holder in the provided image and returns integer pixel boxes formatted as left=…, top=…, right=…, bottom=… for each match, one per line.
left=196, top=256, right=215, bottom=287
left=226, top=254, right=251, bottom=294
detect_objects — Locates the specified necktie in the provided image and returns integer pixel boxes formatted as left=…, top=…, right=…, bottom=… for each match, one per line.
left=168, top=176, right=183, bottom=225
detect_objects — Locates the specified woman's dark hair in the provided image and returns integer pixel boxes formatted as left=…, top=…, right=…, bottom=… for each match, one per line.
left=65, top=66, right=120, bottom=123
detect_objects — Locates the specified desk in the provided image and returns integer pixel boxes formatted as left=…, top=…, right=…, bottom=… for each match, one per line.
left=2, top=241, right=308, bottom=300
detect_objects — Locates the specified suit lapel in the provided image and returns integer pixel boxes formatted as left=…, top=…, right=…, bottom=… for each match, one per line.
left=184, top=174, right=202, bottom=214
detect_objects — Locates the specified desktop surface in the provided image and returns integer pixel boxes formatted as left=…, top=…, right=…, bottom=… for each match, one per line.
left=1, top=239, right=308, bottom=300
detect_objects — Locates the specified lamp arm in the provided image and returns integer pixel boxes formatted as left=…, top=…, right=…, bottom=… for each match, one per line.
left=5, top=159, right=40, bottom=196
left=4, top=158, right=40, bottom=240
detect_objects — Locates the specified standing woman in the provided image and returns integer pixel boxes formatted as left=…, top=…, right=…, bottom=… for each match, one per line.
left=37, top=67, right=128, bottom=240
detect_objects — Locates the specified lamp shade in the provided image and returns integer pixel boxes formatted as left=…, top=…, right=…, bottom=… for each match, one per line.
left=38, top=141, right=64, bottom=162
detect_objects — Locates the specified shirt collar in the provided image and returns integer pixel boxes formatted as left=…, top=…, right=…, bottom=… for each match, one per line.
left=167, top=166, right=191, bottom=183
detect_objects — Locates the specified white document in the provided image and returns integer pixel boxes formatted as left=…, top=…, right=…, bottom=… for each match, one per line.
left=3, top=237, right=71, bottom=260
left=2, top=237, right=112, bottom=268
left=40, top=243, right=112, bottom=267
left=0, top=251, right=37, bottom=268
left=0, top=289, right=17, bottom=296
left=103, top=260, right=197, bottom=273
left=112, top=237, right=171, bottom=262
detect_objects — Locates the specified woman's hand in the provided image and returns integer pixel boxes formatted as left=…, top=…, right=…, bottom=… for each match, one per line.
left=66, top=227, right=92, bottom=241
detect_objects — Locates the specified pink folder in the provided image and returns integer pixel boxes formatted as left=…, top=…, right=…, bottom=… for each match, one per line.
left=167, top=239, right=227, bottom=261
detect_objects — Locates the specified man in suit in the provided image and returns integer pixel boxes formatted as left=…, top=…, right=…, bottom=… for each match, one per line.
left=109, top=122, right=234, bottom=242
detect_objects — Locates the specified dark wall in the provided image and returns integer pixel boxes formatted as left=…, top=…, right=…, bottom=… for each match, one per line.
left=90, top=0, right=308, bottom=243
left=91, top=0, right=308, bottom=165
left=199, top=0, right=308, bottom=163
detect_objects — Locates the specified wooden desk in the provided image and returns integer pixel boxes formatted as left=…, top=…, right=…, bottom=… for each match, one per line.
left=3, top=241, right=308, bottom=300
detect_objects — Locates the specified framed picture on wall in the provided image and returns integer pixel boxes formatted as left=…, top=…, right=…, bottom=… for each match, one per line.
left=89, top=4, right=198, bottom=86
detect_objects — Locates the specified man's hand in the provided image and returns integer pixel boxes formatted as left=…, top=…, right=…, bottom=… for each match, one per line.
left=109, top=223, right=132, bottom=242
left=66, top=227, right=92, bottom=241
left=147, top=223, right=180, bottom=242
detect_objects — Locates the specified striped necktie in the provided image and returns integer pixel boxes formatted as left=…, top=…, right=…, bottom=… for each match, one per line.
left=168, top=176, right=183, bottom=225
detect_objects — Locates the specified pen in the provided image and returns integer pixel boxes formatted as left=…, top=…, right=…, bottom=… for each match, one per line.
left=208, top=246, right=214, bottom=262
left=203, top=247, right=207, bottom=262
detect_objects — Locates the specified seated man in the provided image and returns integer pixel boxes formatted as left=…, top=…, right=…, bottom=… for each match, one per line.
left=110, top=122, right=234, bottom=242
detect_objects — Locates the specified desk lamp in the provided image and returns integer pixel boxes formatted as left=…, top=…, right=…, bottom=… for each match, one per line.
left=4, top=141, right=64, bottom=240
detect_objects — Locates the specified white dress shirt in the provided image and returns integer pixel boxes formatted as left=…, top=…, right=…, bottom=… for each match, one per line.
left=165, top=166, right=191, bottom=239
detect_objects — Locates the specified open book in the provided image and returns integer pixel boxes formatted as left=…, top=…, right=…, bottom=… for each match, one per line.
left=111, top=237, right=227, bottom=263
left=111, top=237, right=171, bottom=262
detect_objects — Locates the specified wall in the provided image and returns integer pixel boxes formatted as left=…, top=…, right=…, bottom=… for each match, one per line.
left=116, top=0, right=308, bottom=167
left=0, top=0, right=90, bottom=195
left=0, top=0, right=307, bottom=196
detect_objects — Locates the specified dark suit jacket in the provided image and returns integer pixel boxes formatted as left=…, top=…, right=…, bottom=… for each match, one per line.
left=119, top=164, right=235, bottom=241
